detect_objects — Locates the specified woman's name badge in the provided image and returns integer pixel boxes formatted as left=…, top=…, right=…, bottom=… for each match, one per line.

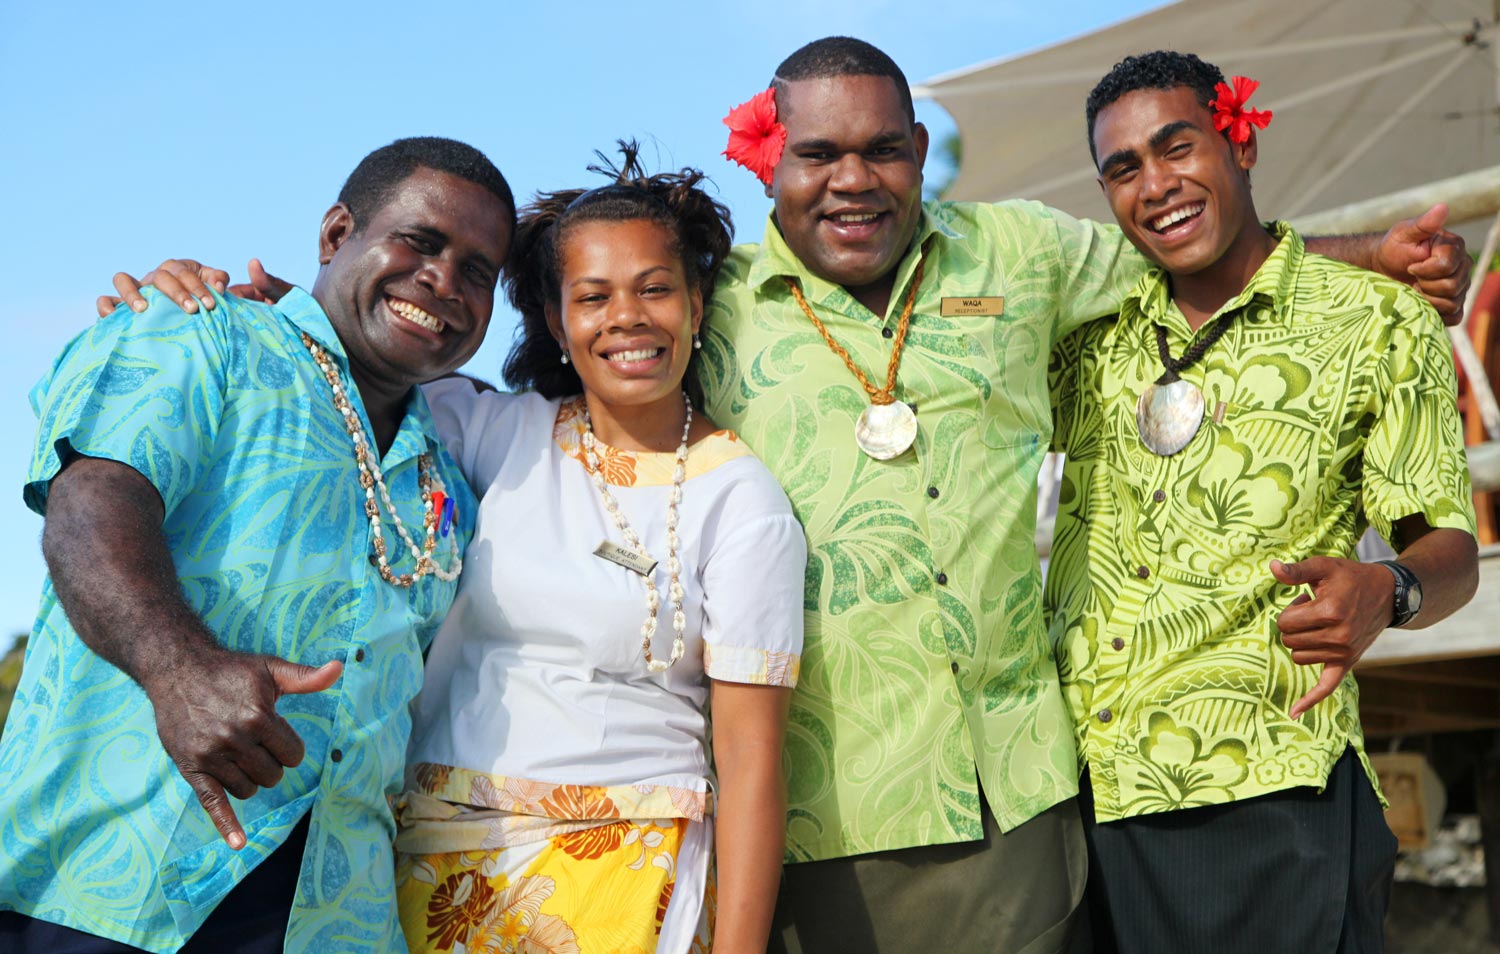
left=594, top=541, right=657, bottom=577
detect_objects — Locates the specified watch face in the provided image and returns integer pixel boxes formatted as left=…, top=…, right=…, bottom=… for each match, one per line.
left=1407, top=580, right=1423, bottom=613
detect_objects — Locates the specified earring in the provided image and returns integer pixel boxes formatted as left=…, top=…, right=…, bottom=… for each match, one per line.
left=692, top=333, right=702, bottom=350
left=560, top=351, right=570, bottom=365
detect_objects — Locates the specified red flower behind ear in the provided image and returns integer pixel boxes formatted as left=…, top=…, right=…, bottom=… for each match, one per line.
left=722, top=89, right=787, bottom=186
left=1209, top=75, right=1272, bottom=144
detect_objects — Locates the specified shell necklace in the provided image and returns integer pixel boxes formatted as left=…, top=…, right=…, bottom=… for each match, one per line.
left=302, top=332, right=461, bottom=586
left=582, top=392, right=692, bottom=672
left=1135, top=316, right=1235, bottom=456
left=786, top=251, right=926, bottom=460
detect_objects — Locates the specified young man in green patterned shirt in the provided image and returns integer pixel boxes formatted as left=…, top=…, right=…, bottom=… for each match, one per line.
left=1047, top=51, right=1480, bottom=952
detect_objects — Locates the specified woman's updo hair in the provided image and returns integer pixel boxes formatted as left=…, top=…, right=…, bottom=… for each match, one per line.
left=502, top=140, right=734, bottom=399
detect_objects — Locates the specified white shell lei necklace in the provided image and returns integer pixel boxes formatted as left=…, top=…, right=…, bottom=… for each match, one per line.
left=582, top=392, right=692, bottom=672
left=302, top=332, right=461, bottom=586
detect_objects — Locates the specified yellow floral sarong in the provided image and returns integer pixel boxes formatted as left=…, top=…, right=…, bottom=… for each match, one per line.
left=395, top=771, right=714, bottom=954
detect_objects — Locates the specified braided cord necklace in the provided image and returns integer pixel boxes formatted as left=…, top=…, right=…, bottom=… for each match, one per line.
left=785, top=253, right=927, bottom=460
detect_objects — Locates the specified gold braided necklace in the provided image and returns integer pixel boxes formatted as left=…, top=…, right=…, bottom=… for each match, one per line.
left=786, top=254, right=926, bottom=459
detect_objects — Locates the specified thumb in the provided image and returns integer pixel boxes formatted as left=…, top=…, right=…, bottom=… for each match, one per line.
left=268, top=658, right=343, bottom=697
left=1389, top=203, right=1448, bottom=246
left=1289, top=663, right=1347, bottom=720
left=1269, top=558, right=1306, bottom=586
left=248, top=258, right=294, bottom=303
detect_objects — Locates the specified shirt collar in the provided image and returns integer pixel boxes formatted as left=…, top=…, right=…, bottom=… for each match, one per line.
left=1125, top=221, right=1303, bottom=331
left=745, top=203, right=965, bottom=313
left=273, top=286, right=437, bottom=465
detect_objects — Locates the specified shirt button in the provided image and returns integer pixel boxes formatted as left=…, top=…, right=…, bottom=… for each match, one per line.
left=1111, top=637, right=1125, bottom=651
left=355, top=648, right=366, bottom=662
left=1098, top=709, right=1113, bottom=723
left=950, top=661, right=960, bottom=674
left=1152, top=489, right=1166, bottom=503
left=927, top=486, right=940, bottom=500
left=882, top=327, right=894, bottom=339
left=935, top=572, right=949, bottom=586
left=330, top=748, right=344, bottom=763
left=1136, top=566, right=1150, bottom=579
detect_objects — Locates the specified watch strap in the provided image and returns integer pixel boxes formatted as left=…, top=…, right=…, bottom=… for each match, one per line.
left=1374, top=559, right=1420, bottom=627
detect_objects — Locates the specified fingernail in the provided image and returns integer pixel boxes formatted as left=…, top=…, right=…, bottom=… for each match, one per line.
left=182, top=299, right=198, bottom=314
left=132, top=301, right=147, bottom=313
left=228, top=833, right=245, bottom=850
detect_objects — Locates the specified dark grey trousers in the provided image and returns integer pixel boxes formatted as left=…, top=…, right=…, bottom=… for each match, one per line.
left=768, top=796, right=1091, bottom=953
left=1082, top=747, right=1397, bottom=954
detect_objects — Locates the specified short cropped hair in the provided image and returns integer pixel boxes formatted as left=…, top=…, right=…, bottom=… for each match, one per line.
left=338, top=136, right=516, bottom=232
left=772, top=36, right=915, bottom=123
left=1085, top=51, right=1226, bottom=163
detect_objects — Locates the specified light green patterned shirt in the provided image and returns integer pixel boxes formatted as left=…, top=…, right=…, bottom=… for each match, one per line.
left=1046, top=224, right=1476, bottom=823
left=698, top=201, right=1143, bottom=861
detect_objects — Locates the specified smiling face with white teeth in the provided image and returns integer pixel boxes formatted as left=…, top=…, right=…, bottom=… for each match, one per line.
left=1093, top=85, right=1273, bottom=317
left=545, top=218, right=703, bottom=444
left=312, top=166, right=512, bottom=428
left=769, top=74, right=929, bottom=317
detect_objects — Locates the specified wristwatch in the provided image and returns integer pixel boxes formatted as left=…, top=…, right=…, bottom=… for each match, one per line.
left=1374, top=559, right=1423, bottom=627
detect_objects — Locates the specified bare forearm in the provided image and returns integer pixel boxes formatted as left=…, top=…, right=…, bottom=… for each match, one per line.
left=709, top=681, right=791, bottom=954
left=42, top=456, right=219, bottom=690
left=713, top=744, right=786, bottom=954
left=1305, top=233, right=1379, bottom=272
left=1392, top=526, right=1479, bottom=629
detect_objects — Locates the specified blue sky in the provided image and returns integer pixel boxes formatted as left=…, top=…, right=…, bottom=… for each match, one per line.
left=0, top=0, right=1163, bottom=651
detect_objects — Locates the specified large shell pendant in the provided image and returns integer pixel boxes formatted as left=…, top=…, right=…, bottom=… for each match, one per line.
left=1136, top=379, right=1205, bottom=456
left=855, top=401, right=918, bottom=460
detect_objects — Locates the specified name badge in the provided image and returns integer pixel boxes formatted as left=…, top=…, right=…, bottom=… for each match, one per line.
left=940, top=296, right=1005, bottom=317
left=594, top=540, right=657, bottom=577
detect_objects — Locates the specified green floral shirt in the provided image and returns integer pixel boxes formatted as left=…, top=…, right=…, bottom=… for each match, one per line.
left=699, top=201, right=1143, bottom=861
left=1045, top=224, right=1476, bottom=823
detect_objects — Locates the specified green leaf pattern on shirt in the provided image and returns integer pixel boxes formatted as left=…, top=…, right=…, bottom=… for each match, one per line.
left=701, top=201, right=1144, bottom=860
left=1046, top=225, right=1476, bottom=822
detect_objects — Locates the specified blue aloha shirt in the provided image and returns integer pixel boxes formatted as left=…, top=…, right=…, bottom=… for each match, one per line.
left=0, top=287, right=475, bottom=953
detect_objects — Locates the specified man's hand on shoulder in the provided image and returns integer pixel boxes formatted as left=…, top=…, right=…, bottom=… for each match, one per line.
left=97, top=258, right=292, bottom=318
left=1374, top=204, right=1471, bottom=324
left=1271, top=556, right=1395, bottom=719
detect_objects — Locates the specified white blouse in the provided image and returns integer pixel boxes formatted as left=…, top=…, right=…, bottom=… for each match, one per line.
left=408, top=383, right=806, bottom=798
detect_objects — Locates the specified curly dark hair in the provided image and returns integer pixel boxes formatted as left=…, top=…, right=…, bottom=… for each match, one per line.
left=338, top=136, right=515, bottom=233
left=501, top=140, right=734, bottom=400
left=1085, top=51, right=1227, bottom=163
left=771, top=36, right=914, bottom=123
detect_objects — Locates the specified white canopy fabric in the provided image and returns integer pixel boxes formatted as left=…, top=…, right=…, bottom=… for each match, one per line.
left=915, top=0, right=1500, bottom=225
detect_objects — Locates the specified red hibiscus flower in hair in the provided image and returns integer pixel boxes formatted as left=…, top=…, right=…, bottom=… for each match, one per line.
left=722, top=88, right=787, bottom=186
left=1209, top=75, right=1272, bottom=144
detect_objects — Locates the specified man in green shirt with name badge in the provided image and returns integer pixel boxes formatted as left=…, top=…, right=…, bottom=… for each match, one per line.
left=1047, top=51, right=1479, bottom=952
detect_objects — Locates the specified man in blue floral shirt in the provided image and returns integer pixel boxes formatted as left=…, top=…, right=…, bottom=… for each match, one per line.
left=0, top=138, right=511, bottom=953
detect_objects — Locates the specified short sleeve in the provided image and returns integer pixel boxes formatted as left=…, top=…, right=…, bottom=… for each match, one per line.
left=421, top=379, right=526, bottom=491
left=25, top=290, right=230, bottom=517
left=699, top=505, right=807, bottom=689
left=1362, top=299, right=1477, bottom=545
left=1013, top=201, right=1147, bottom=340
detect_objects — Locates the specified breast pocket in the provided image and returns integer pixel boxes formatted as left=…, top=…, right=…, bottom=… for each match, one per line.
left=1187, top=403, right=1323, bottom=542
left=977, top=313, right=1053, bottom=450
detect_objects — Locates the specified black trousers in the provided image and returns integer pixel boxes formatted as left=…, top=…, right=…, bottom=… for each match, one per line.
left=1081, top=747, right=1397, bottom=954
left=0, top=814, right=309, bottom=954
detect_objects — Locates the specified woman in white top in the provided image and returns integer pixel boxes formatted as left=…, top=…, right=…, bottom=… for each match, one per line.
left=92, top=145, right=805, bottom=954
left=395, top=147, right=805, bottom=954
